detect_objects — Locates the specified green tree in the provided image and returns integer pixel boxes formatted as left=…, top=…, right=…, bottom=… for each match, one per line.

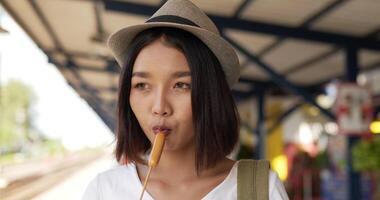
left=352, top=137, right=380, bottom=172
left=352, top=136, right=380, bottom=199
left=0, top=80, right=37, bottom=152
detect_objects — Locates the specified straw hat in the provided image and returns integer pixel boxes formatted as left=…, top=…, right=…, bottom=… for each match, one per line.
left=108, top=0, right=240, bottom=87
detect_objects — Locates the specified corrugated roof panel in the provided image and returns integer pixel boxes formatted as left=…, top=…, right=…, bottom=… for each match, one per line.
left=232, top=82, right=254, bottom=92
left=241, top=0, right=334, bottom=26
left=360, top=49, right=380, bottom=68
left=190, top=0, right=245, bottom=17
left=240, top=62, right=270, bottom=81
left=262, top=39, right=332, bottom=72
left=111, top=74, right=120, bottom=87
left=115, top=0, right=161, bottom=6
left=225, top=29, right=277, bottom=54
left=99, top=90, right=117, bottom=103
left=288, top=51, right=344, bottom=85
left=312, top=0, right=380, bottom=36
left=36, top=0, right=97, bottom=53
left=79, top=70, right=114, bottom=89
left=2, top=0, right=380, bottom=106
left=74, top=57, right=108, bottom=70
left=103, top=11, right=147, bottom=34
left=3, top=0, right=55, bottom=49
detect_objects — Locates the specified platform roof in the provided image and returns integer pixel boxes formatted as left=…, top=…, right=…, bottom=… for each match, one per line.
left=1, top=0, right=380, bottom=130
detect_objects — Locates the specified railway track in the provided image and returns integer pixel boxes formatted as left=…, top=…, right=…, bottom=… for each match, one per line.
left=0, top=151, right=104, bottom=200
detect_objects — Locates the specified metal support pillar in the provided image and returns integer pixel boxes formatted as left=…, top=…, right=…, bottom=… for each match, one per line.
left=375, top=106, right=380, bottom=118
left=256, top=86, right=266, bottom=159
left=345, top=47, right=361, bottom=200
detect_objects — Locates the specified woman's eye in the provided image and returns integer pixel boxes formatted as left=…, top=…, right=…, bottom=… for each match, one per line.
left=174, top=82, right=191, bottom=90
left=134, top=83, right=148, bottom=90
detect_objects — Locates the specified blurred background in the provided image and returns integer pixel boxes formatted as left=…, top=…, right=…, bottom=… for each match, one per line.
left=0, top=0, right=380, bottom=200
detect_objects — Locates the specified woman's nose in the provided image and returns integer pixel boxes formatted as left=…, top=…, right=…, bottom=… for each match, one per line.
left=151, top=91, right=172, bottom=116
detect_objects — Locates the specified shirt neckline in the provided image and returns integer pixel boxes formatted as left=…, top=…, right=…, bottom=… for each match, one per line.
left=130, top=161, right=238, bottom=200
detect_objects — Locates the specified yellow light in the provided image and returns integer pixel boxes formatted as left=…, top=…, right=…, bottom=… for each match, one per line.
left=271, top=155, right=288, bottom=181
left=370, top=121, right=380, bottom=134
left=308, top=106, right=320, bottom=116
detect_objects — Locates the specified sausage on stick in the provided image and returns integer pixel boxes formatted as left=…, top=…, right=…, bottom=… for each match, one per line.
left=139, top=132, right=166, bottom=200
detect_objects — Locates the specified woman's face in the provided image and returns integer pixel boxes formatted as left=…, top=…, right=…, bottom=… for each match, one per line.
left=129, top=38, right=194, bottom=152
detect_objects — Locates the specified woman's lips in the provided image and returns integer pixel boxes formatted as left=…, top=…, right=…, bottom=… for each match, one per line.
left=152, top=126, right=171, bottom=135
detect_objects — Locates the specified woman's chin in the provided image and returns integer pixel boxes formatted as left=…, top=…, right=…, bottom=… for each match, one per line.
left=162, top=140, right=195, bottom=153
left=162, top=142, right=177, bottom=151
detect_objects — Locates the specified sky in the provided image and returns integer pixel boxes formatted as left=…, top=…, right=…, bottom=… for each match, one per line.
left=0, top=9, right=114, bottom=151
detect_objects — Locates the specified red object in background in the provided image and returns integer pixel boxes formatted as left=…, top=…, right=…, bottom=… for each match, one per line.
left=335, top=83, right=373, bottom=135
left=285, top=144, right=321, bottom=200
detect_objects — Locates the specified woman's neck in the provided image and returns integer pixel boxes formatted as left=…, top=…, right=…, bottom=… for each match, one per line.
left=147, top=146, right=199, bottom=181
left=136, top=148, right=235, bottom=184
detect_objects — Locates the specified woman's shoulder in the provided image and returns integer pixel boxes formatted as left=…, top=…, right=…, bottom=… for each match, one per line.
left=100, top=163, right=135, bottom=176
left=82, top=163, right=140, bottom=200
left=94, top=163, right=137, bottom=185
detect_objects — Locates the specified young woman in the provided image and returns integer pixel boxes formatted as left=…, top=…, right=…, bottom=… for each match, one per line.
left=83, top=0, right=288, bottom=199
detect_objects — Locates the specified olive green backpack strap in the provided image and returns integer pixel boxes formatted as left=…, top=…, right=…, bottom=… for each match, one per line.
left=237, top=159, right=270, bottom=200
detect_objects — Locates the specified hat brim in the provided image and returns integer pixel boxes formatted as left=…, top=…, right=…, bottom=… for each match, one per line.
left=108, top=22, right=240, bottom=87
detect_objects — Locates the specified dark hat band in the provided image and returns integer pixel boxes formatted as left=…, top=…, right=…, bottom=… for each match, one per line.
left=146, top=15, right=200, bottom=27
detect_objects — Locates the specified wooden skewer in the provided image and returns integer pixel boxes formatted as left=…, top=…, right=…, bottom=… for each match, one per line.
left=139, top=132, right=166, bottom=200
left=139, top=166, right=153, bottom=200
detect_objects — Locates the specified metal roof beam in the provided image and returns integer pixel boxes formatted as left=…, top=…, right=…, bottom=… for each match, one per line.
left=366, top=26, right=380, bottom=39
left=233, top=0, right=251, bottom=19
left=92, top=0, right=107, bottom=43
left=232, top=90, right=255, bottom=101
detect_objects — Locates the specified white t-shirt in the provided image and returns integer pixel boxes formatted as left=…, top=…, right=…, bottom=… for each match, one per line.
left=82, top=161, right=289, bottom=200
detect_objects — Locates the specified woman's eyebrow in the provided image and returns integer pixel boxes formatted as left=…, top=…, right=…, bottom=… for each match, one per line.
left=132, top=71, right=149, bottom=78
left=172, top=71, right=191, bottom=78
left=132, top=71, right=190, bottom=78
